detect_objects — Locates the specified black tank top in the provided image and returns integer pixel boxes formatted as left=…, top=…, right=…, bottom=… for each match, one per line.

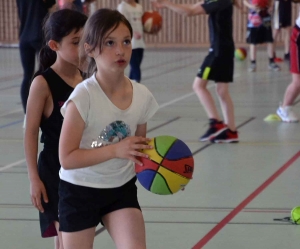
left=40, top=68, right=74, bottom=151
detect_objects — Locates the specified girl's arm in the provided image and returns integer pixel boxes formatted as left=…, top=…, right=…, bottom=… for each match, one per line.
left=243, top=0, right=259, bottom=11
left=59, top=101, right=152, bottom=170
left=24, top=76, right=50, bottom=212
left=152, top=0, right=206, bottom=16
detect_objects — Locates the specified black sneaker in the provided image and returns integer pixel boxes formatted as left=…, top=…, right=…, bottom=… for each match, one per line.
left=199, top=120, right=227, bottom=142
left=210, top=128, right=239, bottom=143
left=284, top=53, right=290, bottom=62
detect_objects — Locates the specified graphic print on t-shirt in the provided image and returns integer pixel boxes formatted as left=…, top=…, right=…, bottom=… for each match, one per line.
left=91, top=120, right=131, bottom=148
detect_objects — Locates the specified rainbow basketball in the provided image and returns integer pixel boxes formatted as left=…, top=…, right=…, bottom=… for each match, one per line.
left=135, top=135, right=194, bottom=195
left=235, top=47, right=247, bottom=61
left=142, top=11, right=162, bottom=34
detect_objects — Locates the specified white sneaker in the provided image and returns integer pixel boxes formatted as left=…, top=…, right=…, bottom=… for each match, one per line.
left=248, top=63, right=256, bottom=72
left=276, top=105, right=299, bottom=122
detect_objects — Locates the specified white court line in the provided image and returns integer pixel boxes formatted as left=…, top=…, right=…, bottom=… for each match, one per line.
left=0, top=108, right=23, bottom=118
left=0, top=159, right=26, bottom=172
left=0, top=75, right=240, bottom=172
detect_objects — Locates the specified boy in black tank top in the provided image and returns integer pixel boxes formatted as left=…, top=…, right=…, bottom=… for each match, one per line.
left=152, top=0, right=239, bottom=143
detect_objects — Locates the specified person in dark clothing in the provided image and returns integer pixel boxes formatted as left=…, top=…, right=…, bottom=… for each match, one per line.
left=273, top=0, right=292, bottom=62
left=23, top=8, right=87, bottom=249
left=152, top=0, right=239, bottom=143
left=16, top=0, right=84, bottom=114
left=16, top=0, right=55, bottom=113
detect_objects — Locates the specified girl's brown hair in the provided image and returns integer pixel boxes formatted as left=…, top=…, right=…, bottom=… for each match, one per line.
left=80, top=8, right=133, bottom=77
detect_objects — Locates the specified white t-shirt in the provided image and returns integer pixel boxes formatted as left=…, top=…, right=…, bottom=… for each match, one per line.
left=117, top=1, right=145, bottom=49
left=60, top=74, right=159, bottom=188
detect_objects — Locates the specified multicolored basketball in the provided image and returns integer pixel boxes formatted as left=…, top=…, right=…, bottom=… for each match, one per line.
left=142, top=11, right=162, bottom=34
left=252, top=0, right=269, bottom=8
left=135, top=135, right=194, bottom=195
left=235, top=47, right=247, bottom=61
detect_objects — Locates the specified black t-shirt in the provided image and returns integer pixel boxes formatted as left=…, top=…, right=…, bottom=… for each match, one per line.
left=201, top=0, right=234, bottom=56
left=16, top=0, right=55, bottom=43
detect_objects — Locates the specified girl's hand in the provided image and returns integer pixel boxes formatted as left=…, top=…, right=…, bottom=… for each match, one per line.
left=114, top=136, right=153, bottom=165
left=30, top=178, right=48, bottom=213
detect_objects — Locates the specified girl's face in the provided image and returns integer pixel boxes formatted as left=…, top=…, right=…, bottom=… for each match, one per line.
left=56, top=28, right=84, bottom=67
left=92, top=23, right=132, bottom=74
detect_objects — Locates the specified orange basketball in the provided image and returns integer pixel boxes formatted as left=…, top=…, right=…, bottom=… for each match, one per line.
left=142, top=11, right=162, bottom=34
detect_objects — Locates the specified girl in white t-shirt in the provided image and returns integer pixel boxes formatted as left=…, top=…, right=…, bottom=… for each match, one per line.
left=58, top=8, right=159, bottom=249
left=117, top=0, right=145, bottom=82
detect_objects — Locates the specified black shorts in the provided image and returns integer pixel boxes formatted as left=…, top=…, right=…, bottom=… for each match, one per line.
left=58, top=177, right=140, bottom=233
left=38, top=149, right=61, bottom=238
left=246, top=26, right=273, bottom=44
left=197, top=49, right=234, bottom=83
left=273, top=0, right=292, bottom=29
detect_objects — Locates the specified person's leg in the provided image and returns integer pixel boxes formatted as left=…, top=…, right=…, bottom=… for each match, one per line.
left=276, top=25, right=300, bottom=122
left=62, top=227, right=96, bottom=249
left=192, top=77, right=220, bottom=120
left=249, top=44, right=257, bottom=72
left=283, top=26, right=291, bottom=59
left=267, top=42, right=281, bottom=71
left=282, top=73, right=300, bottom=107
left=215, top=83, right=236, bottom=131
left=249, top=43, right=256, bottom=61
left=209, top=83, right=238, bottom=143
left=54, top=221, right=64, bottom=249
left=272, top=28, right=281, bottom=60
left=102, top=208, right=146, bottom=249
left=193, top=77, right=226, bottom=141
left=19, top=41, right=36, bottom=113
left=129, top=48, right=144, bottom=83
left=277, top=73, right=300, bottom=122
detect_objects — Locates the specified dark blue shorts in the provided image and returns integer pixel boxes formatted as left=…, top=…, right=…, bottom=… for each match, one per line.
left=58, top=177, right=140, bottom=233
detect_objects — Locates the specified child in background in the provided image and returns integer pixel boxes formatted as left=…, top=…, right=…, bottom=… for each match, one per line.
left=276, top=8, right=300, bottom=122
left=273, top=0, right=292, bottom=62
left=152, top=0, right=239, bottom=143
left=24, top=9, right=87, bottom=249
left=58, top=9, right=159, bottom=249
left=243, top=0, right=280, bottom=72
left=117, top=0, right=145, bottom=83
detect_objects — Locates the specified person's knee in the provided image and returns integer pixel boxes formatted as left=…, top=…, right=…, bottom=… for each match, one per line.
left=215, top=84, right=228, bottom=99
left=192, top=77, right=207, bottom=91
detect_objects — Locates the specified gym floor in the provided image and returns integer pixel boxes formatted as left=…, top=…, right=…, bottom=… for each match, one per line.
left=0, top=46, right=299, bottom=249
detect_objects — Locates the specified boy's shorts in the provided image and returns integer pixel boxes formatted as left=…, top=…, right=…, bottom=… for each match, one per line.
left=197, top=49, right=234, bottom=83
left=290, top=25, right=300, bottom=74
left=58, top=177, right=141, bottom=233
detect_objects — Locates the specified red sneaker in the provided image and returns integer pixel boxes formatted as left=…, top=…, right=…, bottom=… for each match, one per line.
left=274, top=57, right=283, bottom=63
left=210, top=128, right=239, bottom=143
left=199, top=120, right=227, bottom=142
